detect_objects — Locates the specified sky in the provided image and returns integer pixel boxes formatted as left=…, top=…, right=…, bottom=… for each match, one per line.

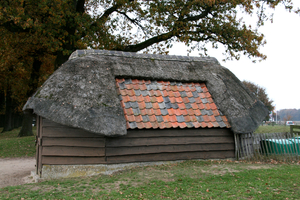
left=169, top=2, right=300, bottom=111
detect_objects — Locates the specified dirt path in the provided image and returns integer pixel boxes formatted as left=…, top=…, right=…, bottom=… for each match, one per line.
left=0, top=157, right=36, bottom=188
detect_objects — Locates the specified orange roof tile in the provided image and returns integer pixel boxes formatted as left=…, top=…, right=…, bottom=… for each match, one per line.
left=116, top=79, right=230, bottom=130
left=193, top=121, right=201, bottom=128
left=131, top=79, right=138, bottom=84
left=162, top=115, right=170, bottom=122
left=165, top=121, right=172, bottom=128
left=151, top=121, right=159, bottom=129
left=137, top=122, right=145, bottom=129
left=127, top=115, right=135, bottom=122
left=166, top=108, right=174, bottom=115
left=168, top=91, right=175, bottom=97
left=212, top=109, right=220, bottom=116
left=136, top=95, right=144, bottom=102
left=175, top=97, right=183, bottom=103
left=194, top=97, right=202, bottom=104
left=132, top=84, right=139, bottom=90
left=184, top=115, right=191, bottom=122
left=169, top=115, right=177, bottom=122
left=204, top=103, right=211, bottom=110
left=153, top=109, right=162, bottom=116
left=144, top=96, right=151, bottom=103
left=180, top=109, right=188, bottom=116
left=182, top=97, right=190, bottom=104
left=174, top=109, right=182, bottom=116
left=178, top=122, right=186, bottom=128
left=154, top=90, right=162, bottom=97
left=139, top=84, right=147, bottom=90
left=162, top=90, right=168, bottom=97
left=129, top=95, right=137, bottom=102
left=138, top=102, right=146, bottom=109
left=122, top=95, right=130, bottom=102
left=149, top=115, right=156, bottom=122
left=197, top=103, right=205, bottom=110
left=144, top=121, right=152, bottom=129
left=135, top=115, right=143, bottom=122
left=146, top=108, right=155, bottom=116
left=169, top=96, right=176, bottom=104
left=205, top=92, right=212, bottom=98
left=152, top=102, right=160, bottom=109
left=193, top=109, right=201, bottom=116
left=125, top=108, right=134, bottom=115
left=156, top=96, right=164, bottom=103
left=178, top=85, right=185, bottom=92
left=140, top=109, right=147, bottom=116
left=202, top=86, right=208, bottom=93
left=126, top=84, right=133, bottom=90
left=171, top=122, right=179, bottom=128
left=171, top=85, right=178, bottom=91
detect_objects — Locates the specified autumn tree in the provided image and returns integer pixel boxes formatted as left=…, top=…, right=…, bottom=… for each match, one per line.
left=1, top=0, right=298, bottom=135
left=242, top=81, right=275, bottom=117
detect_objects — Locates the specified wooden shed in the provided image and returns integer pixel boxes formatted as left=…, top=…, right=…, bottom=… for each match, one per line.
left=24, top=50, right=268, bottom=178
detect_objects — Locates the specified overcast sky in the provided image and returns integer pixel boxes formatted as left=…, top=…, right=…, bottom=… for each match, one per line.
left=169, top=2, right=300, bottom=111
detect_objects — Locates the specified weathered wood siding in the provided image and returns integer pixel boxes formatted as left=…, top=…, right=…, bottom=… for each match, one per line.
left=39, top=118, right=106, bottom=165
left=106, top=129, right=235, bottom=164
left=37, top=117, right=235, bottom=166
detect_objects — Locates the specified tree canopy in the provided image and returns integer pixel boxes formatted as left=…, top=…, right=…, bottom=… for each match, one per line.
left=242, top=80, right=274, bottom=113
left=0, top=0, right=298, bottom=135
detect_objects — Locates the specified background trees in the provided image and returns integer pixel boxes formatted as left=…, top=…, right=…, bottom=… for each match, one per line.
left=242, top=80, right=275, bottom=119
left=0, top=0, right=298, bottom=135
left=279, top=109, right=300, bottom=121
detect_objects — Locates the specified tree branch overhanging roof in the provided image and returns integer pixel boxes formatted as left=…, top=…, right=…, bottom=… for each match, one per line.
left=23, top=49, right=268, bottom=136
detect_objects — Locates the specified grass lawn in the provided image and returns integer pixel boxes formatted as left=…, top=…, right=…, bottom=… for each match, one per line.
left=0, top=127, right=36, bottom=158
left=254, top=125, right=290, bottom=134
left=0, top=160, right=300, bottom=199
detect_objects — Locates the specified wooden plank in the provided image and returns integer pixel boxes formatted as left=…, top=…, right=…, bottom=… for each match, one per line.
left=38, top=116, right=43, bottom=177
left=106, top=136, right=234, bottom=147
left=106, top=143, right=235, bottom=156
left=42, top=146, right=105, bottom=157
left=42, top=118, right=66, bottom=127
left=42, top=137, right=105, bottom=147
left=43, top=127, right=104, bottom=138
left=126, top=128, right=233, bottom=138
left=35, top=116, right=40, bottom=175
left=42, top=156, right=106, bottom=165
left=106, top=150, right=235, bottom=164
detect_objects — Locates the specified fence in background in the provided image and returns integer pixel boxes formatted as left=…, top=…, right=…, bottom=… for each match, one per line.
left=235, top=130, right=300, bottom=162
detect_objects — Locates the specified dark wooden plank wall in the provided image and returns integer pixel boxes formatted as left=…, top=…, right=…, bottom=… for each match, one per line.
left=40, top=118, right=106, bottom=165
left=106, top=128, right=235, bottom=164
left=39, top=117, right=235, bottom=165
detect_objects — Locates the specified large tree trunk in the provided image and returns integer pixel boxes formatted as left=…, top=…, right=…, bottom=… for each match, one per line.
left=19, top=58, right=42, bottom=137
left=18, top=109, right=33, bottom=137
left=1, top=88, right=13, bottom=133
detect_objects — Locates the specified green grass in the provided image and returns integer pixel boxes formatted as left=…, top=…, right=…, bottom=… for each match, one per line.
left=0, top=160, right=300, bottom=199
left=0, top=127, right=36, bottom=158
left=255, top=125, right=290, bottom=134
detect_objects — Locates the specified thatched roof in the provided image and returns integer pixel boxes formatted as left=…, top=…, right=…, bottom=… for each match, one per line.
left=24, top=49, right=268, bottom=136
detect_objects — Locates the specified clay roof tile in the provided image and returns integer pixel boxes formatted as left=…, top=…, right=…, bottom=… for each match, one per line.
left=116, top=79, right=231, bottom=130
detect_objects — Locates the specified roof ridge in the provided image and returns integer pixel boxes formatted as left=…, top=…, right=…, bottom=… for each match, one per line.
left=69, top=49, right=219, bottom=63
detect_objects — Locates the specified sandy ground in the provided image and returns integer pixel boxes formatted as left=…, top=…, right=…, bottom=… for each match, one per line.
left=0, top=157, right=36, bottom=188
